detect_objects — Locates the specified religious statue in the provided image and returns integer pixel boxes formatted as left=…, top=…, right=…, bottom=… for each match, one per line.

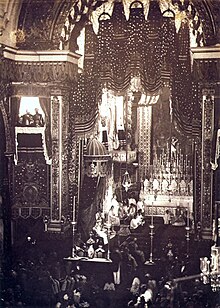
left=88, top=162, right=98, bottom=177
left=20, top=109, right=34, bottom=126
left=179, top=179, right=187, bottom=196
left=144, top=178, right=150, bottom=194
left=170, top=137, right=178, bottom=159
left=161, top=178, right=169, bottom=193
left=33, top=108, right=44, bottom=127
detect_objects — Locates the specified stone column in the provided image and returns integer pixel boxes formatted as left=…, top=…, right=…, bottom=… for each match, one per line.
left=201, top=88, right=215, bottom=238
left=48, top=94, right=70, bottom=232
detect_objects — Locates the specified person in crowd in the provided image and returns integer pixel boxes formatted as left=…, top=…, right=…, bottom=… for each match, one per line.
left=128, top=203, right=137, bottom=219
left=137, top=198, right=144, bottom=214
left=111, top=246, right=122, bottom=285
left=120, top=245, right=138, bottom=284
left=107, top=205, right=120, bottom=229
left=128, top=238, right=145, bottom=265
left=130, top=276, right=141, bottom=296
left=130, top=212, right=144, bottom=233
left=163, top=209, right=171, bottom=225
left=93, top=218, right=108, bottom=246
left=173, top=205, right=185, bottom=226
left=128, top=196, right=137, bottom=207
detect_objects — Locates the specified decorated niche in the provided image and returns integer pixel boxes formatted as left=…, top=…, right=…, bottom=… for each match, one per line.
left=12, top=96, right=51, bottom=165
left=11, top=95, right=51, bottom=220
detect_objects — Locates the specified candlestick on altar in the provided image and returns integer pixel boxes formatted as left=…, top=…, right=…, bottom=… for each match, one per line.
left=185, top=205, right=190, bottom=258
left=151, top=202, right=154, bottom=226
left=71, top=221, right=77, bottom=258
left=187, top=206, right=190, bottom=228
left=145, top=202, right=155, bottom=265
left=71, top=196, right=77, bottom=257
left=106, top=222, right=112, bottom=260
left=72, top=196, right=76, bottom=222
left=145, top=223, right=155, bottom=265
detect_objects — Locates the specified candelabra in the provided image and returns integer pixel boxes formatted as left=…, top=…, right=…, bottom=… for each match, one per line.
left=145, top=224, right=155, bottom=265
left=43, top=215, right=49, bottom=232
left=71, top=221, right=77, bottom=258
left=106, top=222, right=112, bottom=260
left=145, top=204, right=155, bottom=265
left=185, top=207, right=191, bottom=257
left=200, top=246, right=220, bottom=291
left=185, top=226, right=190, bottom=258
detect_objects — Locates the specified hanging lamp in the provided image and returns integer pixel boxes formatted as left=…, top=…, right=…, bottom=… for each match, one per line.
left=122, top=96, right=132, bottom=192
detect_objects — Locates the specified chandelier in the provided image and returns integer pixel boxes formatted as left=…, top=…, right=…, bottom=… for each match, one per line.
left=122, top=95, right=132, bottom=192
left=200, top=245, right=220, bottom=292
left=122, top=170, right=132, bottom=192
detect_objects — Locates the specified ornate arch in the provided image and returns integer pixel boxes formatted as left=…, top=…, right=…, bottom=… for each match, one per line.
left=0, top=81, right=13, bottom=154
left=15, top=0, right=219, bottom=51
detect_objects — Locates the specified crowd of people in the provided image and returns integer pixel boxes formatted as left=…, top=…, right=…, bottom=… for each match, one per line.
left=106, top=195, right=145, bottom=233
left=0, top=194, right=215, bottom=307
left=0, top=233, right=217, bottom=308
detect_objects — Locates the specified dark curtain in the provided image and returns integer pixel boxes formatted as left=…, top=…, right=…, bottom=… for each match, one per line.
left=11, top=97, right=21, bottom=153
left=77, top=175, right=106, bottom=242
left=172, top=21, right=194, bottom=136
left=211, top=97, right=220, bottom=165
left=11, top=97, right=21, bottom=126
left=92, top=0, right=176, bottom=95
left=39, top=97, right=52, bottom=158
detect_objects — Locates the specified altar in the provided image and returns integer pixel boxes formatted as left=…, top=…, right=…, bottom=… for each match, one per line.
left=64, top=257, right=113, bottom=286
left=144, top=194, right=193, bottom=217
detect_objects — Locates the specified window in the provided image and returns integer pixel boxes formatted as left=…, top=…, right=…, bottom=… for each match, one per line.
left=18, top=97, right=45, bottom=127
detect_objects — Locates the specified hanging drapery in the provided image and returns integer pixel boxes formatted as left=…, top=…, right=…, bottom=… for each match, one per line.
left=77, top=175, right=106, bottom=241
left=137, top=105, right=152, bottom=180
left=81, top=0, right=195, bottom=137
left=92, top=1, right=178, bottom=95
left=71, top=74, right=101, bottom=125
left=11, top=97, right=21, bottom=127
left=172, top=20, right=195, bottom=136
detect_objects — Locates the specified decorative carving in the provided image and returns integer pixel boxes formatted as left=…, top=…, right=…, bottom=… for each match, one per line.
left=1, top=60, right=78, bottom=83
left=15, top=127, right=51, bottom=165
left=137, top=105, right=152, bottom=179
left=23, top=184, right=38, bottom=202
left=11, top=84, right=51, bottom=97
left=193, top=60, right=220, bottom=84
left=52, top=1, right=74, bottom=50
left=17, top=0, right=55, bottom=50
left=11, top=207, right=50, bottom=220
left=51, top=96, right=60, bottom=221
left=201, top=90, right=214, bottom=229
left=193, top=0, right=219, bottom=45
left=61, top=92, right=70, bottom=218
left=0, top=81, right=13, bottom=153
left=13, top=157, right=50, bottom=208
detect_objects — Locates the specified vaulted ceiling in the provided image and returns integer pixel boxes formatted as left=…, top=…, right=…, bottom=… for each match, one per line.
left=0, top=0, right=220, bottom=50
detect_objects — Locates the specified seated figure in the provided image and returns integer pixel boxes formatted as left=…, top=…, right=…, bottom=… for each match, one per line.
left=163, top=210, right=171, bottom=225
left=130, top=211, right=144, bottom=232
left=93, top=214, right=108, bottom=246
left=107, top=205, right=120, bottom=227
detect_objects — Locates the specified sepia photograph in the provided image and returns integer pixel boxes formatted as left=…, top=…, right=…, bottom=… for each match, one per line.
left=0, top=0, right=220, bottom=307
